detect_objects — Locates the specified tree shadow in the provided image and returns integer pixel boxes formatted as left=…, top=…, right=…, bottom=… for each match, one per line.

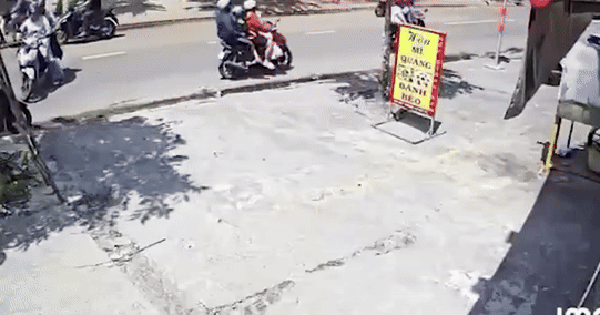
left=110, top=0, right=166, bottom=17
left=330, top=69, right=484, bottom=103
left=0, top=116, right=209, bottom=265
left=184, top=0, right=322, bottom=14
left=445, top=48, right=524, bottom=63
left=467, top=149, right=600, bottom=314
left=439, top=69, right=484, bottom=99
left=26, top=68, right=81, bottom=103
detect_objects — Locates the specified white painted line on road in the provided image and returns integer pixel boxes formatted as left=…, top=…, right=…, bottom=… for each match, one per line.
left=305, top=30, right=336, bottom=35
left=82, top=51, right=127, bottom=60
left=446, top=19, right=515, bottom=25
left=207, top=41, right=217, bottom=44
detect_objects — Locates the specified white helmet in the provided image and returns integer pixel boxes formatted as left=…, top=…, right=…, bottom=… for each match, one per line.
left=243, top=0, right=256, bottom=10
left=216, top=0, right=231, bottom=10
left=232, top=6, right=243, bottom=14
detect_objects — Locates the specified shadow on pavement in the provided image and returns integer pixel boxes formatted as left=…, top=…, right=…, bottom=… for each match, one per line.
left=64, top=33, right=126, bottom=45
left=184, top=0, right=322, bottom=14
left=0, top=116, right=209, bottom=265
left=227, top=64, right=294, bottom=81
left=27, top=68, right=81, bottom=103
left=330, top=69, right=483, bottom=102
left=468, top=149, right=600, bottom=314
left=439, top=69, right=484, bottom=99
left=445, top=48, right=524, bottom=63
left=111, top=0, right=166, bottom=17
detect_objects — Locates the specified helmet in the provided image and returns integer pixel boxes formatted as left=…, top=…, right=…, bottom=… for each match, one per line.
left=243, top=0, right=256, bottom=10
left=29, top=0, right=43, bottom=14
left=232, top=6, right=243, bottom=14
left=216, top=0, right=231, bottom=10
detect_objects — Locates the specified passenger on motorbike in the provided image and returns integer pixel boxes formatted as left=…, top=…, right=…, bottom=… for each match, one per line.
left=390, top=0, right=414, bottom=25
left=243, top=0, right=275, bottom=70
left=20, top=0, right=63, bottom=85
left=10, top=0, right=31, bottom=33
left=79, top=0, right=102, bottom=38
left=216, top=0, right=250, bottom=68
left=38, top=0, right=64, bottom=83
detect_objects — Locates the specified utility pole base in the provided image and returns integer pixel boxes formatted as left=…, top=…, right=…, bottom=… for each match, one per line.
left=485, top=63, right=506, bottom=70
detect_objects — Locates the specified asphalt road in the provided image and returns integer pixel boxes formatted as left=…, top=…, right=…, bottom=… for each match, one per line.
left=0, top=7, right=529, bottom=123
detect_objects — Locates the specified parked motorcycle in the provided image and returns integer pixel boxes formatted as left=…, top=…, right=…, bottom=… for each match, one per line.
left=17, top=31, right=51, bottom=100
left=55, top=2, right=118, bottom=44
left=218, top=18, right=292, bottom=80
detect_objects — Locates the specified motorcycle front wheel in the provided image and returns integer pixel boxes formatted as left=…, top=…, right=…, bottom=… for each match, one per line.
left=218, top=53, right=236, bottom=80
left=21, top=73, right=33, bottom=101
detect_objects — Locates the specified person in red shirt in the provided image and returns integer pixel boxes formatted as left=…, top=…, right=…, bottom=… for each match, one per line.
left=243, top=0, right=275, bottom=70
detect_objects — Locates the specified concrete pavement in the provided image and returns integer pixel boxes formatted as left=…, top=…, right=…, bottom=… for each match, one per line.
left=0, top=7, right=529, bottom=124
left=0, top=57, right=545, bottom=313
left=0, top=225, right=163, bottom=315
left=3, top=32, right=600, bottom=314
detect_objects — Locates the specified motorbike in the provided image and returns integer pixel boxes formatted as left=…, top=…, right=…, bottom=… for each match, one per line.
left=55, top=1, right=118, bottom=44
left=376, top=1, right=427, bottom=26
left=17, top=30, right=52, bottom=101
left=375, top=0, right=385, bottom=17
left=0, top=12, right=26, bottom=45
left=218, top=18, right=293, bottom=80
left=388, top=7, right=427, bottom=49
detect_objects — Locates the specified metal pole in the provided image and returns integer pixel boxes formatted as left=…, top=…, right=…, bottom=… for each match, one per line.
left=567, top=121, right=574, bottom=148
left=486, top=0, right=508, bottom=70
left=382, top=0, right=392, bottom=100
left=494, top=28, right=503, bottom=65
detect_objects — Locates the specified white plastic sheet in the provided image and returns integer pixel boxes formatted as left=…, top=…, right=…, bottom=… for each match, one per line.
left=558, top=34, right=600, bottom=107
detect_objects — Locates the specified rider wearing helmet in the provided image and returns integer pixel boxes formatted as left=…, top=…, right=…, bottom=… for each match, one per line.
left=216, top=0, right=247, bottom=48
left=390, top=0, right=414, bottom=25
left=80, top=0, right=102, bottom=38
left=243, top=0, right=275, bottom=70
left=10, top=0, right=31, bottom=33
left=20, top=0, right=64, bottom=85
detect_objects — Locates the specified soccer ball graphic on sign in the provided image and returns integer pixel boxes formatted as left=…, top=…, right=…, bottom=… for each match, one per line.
left=415, top=72, right=431, bottom=89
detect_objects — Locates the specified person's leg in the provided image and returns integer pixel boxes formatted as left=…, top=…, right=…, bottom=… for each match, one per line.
left=262, top=32, right=274, bottom=61
left=254, top=34, right=267, bottom=60
left=47, top=39, right=64, bottom=85
left=80, top=11, right=92, bottom=36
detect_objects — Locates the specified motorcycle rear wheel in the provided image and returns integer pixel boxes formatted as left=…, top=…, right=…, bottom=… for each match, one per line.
left=278, top=46, right=292, bottom=69
left=101, top=19, right=116, bottom=38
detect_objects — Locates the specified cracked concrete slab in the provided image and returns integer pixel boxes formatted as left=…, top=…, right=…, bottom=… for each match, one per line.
left=91, top=56, right=553, bottom=314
